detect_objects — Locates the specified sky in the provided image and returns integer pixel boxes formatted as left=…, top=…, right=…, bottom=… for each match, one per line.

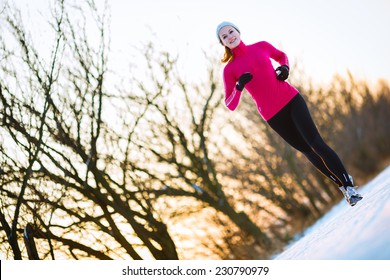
left=107, top=0, right=390, bottom=85
left=5, top=0, right=390, bottom=86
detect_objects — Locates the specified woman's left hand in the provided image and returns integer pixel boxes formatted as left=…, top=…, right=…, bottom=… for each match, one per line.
left=275, top=65, right=289, bottom=81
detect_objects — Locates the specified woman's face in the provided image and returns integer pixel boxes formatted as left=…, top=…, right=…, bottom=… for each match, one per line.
left=219, top=26, right=241, bottom=49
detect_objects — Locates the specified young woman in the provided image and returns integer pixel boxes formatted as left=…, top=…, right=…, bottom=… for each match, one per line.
left=216, top=21, right=363, bottom=206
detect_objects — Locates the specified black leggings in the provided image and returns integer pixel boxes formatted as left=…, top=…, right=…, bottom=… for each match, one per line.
left=267, top=94, right=352, bottom=187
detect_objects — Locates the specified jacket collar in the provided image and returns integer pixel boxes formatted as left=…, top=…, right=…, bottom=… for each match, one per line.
left=231, top=41, right=247, bottom=57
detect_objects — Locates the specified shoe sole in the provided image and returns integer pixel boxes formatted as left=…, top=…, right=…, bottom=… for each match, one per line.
left=350, top=196, right=363, bottom=207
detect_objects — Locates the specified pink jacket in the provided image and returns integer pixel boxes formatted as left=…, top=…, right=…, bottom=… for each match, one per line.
left=223, top=41, right=299, bottom=121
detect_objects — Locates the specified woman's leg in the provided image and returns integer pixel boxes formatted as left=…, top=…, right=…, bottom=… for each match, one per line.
left=267, top=95, right=345, bottom=186
left=289, top=94, right=353, bottom=187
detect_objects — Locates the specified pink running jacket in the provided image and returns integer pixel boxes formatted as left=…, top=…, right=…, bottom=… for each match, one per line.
left=223, top=41, right=299, bottom=121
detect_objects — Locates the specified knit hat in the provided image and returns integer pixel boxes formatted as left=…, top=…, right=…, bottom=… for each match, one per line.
left=216, top=21, right=240, bottom=42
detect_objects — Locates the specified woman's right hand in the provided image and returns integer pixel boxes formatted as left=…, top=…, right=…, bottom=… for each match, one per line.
left=236, top=72, right=253, bottom=91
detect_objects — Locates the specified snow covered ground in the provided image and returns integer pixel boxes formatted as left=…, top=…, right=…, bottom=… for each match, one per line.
left=274, top=165, right=390, bottom=260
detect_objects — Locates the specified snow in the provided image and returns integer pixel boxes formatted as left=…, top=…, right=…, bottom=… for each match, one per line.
left=274, top=165, right=390, bottom=260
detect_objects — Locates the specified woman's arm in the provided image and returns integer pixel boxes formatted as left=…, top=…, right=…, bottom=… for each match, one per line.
left=223, top=67, right=242, bottom=111
left=263, top=41, right=290, bottom=67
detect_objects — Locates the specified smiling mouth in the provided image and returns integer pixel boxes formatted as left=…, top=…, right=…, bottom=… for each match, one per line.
left=229, top=38, right=236, bottom=44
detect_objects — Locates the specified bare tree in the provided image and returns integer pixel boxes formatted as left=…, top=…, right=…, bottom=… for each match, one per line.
left=0, top=0, right=177, bottom=260
left=128, top=44, right=272, bottom=250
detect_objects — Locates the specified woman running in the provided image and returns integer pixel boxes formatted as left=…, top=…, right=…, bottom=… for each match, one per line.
left=217, top=21, right=363, bottom=206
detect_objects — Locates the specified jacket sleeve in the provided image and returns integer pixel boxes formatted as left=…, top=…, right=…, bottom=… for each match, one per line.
left=223, top=67, right=242, bottom=111
left=263, top=41, right=290, bottom=67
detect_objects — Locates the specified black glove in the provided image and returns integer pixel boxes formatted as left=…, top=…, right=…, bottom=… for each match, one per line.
left=275, top=65, right=289, bottom=81
left=236, top=72, right=253, bottom=91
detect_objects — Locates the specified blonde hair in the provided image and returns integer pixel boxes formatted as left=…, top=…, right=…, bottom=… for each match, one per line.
left=221, top=46, right=234, bottom=63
